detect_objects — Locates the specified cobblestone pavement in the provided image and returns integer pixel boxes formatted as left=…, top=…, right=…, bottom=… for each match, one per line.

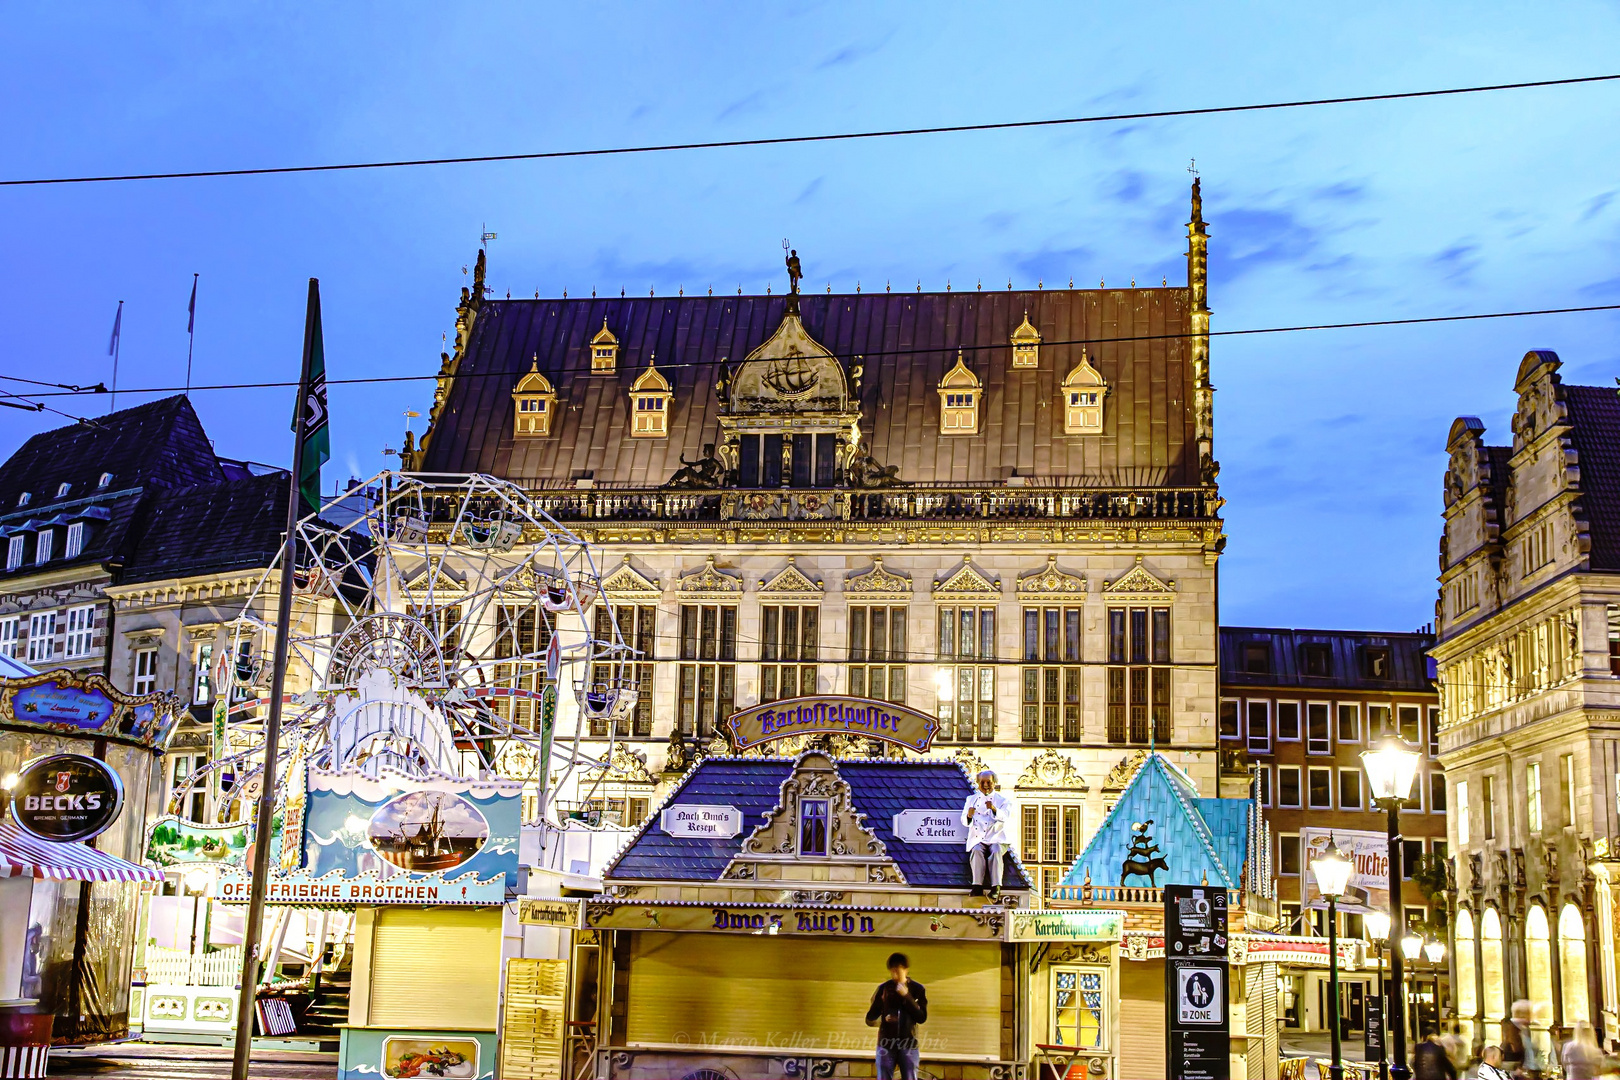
left=48, top=1043, right=337, bottom=1079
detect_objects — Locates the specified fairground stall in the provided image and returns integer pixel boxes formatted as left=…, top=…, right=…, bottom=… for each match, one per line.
left=0, top=668, right=176, bottom=1073
left=1042, top=751, right=1285, bottom=1080
left=579, top=740, right=1035, bottom=1080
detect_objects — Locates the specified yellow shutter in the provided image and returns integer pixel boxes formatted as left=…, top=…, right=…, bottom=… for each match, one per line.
left=501, top=958, right=567, bottom=1080
left=625, top=934, right=1000, bottom=1057
left=369, top=907, right=502, bottom=1029
left=1117, top=959, right=1165, bottom=1080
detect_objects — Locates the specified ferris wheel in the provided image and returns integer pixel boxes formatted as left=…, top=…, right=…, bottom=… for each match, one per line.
left=172, top=471, right=640, bottom=825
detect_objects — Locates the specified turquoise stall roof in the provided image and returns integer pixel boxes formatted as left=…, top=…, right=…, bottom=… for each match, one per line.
left=1060, top=752, right=1255, bottom=891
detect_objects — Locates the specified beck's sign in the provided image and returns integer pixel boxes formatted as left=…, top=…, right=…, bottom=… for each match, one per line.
left=726, top=696, right=939, bottom=752
left=10, top=753, right=125, bottom=843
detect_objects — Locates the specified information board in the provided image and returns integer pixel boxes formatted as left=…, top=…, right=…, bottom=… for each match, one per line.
left=1364, top=991, right=1385, bottom=1064
left=1165, top=884, right=1230, bottom=1080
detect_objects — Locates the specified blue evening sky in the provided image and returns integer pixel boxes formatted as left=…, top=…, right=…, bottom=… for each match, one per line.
left=3, top=5, right=1619, bottom=632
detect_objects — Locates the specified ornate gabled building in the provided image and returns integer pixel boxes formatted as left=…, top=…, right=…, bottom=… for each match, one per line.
left=1434, top=350, right=1620, bottom=1048
left=408, top=182, right=1225, bottom=905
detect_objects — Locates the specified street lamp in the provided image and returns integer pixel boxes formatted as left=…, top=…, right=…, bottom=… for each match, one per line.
left=1366, top=909, right=1393, bottom=1080
left=1401, top=931, right=1424, bottom=962
left=1363, top=737, right=1422, bottom=1080
left=1313, top=836, right=1354, bottom=1080
left=1423, top=939, right=1446, bottom=965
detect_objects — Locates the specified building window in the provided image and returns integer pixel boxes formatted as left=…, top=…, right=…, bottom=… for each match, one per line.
left=848, top=605, right=906, bottom=703
left=1255, top=766, right=1271, bottom=807
left=1523, top=519, right=1555, bottom=576
left=1060, top=349, right=1106, bottom=435
left=1456, top=780, right=1470, bottom=845
left=1051, top=968, right=1108, bottom=1050
left=761, top=604, right=818, bottom=703
left=937, top=351, right=982, bottom=435
left=193, top=642, right=214, bottom=704
left=1427, top=707, right=1440, bottom=756
left=1337, top=703, right=1360, bottom=743
left=1278, top=766, right=1301, bottom=808
left=0, top=616, right=17, bottom=659
left=1563, top=753, right=1577, bottom=827
left=5, top=535, right=21, bottom=570
left=63, top=605, right=95, bottom=660
left=55, top=482, right=70, bottom=498
left=1307, top=766, right=1333, bottom=809
left=1279, top=834, right=1301, bottom=876
left=1020, top=605, right=1080, bottom=744
left=1402, top=839, right=1423, bottom=879
left=1218, top=700, right=1239, bottom=739
left=34, top=529, right=52, bottom=565
left=1276, top=701, right=1300, bottom=741
left=63, top=522, right=85, bottom=560
left=511, top=362, right=557, bottom=437
left=1398, top=705, right=1421, bottom=744
left=1368, top=705, right=1392, bottom=739
left=1242, top=642, right=1271, bottom=674
left=678, top=604, right=736, bottom=738
left=583, top=797, right=650, bottom=827
left=492, top=603, right=557, bottom=728
left=1523, top=761, right=1541, bottom=833
left=1106, top=607, right=1170, bottom=745
left=1482, top=774, right=1496, bottom=841
left=627, top=361, right=673, bottom=437
left=1611, top=606, right=1620, bottom=675
left=16, top=492, right=29, bottom=507
left=1364, top=646, right=1391, bottom=679
left=1339, top=768, right=1363, bottom=810
left=1301, top=643, right=1331, bottom=677
left=590, top=319, right=620, bottom=373
left=98, top=472, right=113, bottom=489
left=1022, top=803, right=1083, bottom=903
left=26, top=611, right=56, bottom=664
left=1432, top=770, right=1449, bottom=815
left=939, top=606, right=994, bottom=742
left=798, top=799, right=829, bottom=856
left=1246, top=701, right=1270, bottom=752
left=1010, top=311, right=1041, bottom=369
left=133, top=647, right=158, bottom=695
left=592, top=604, right=654, bottom=737
left=1306, top=703, right=1331, bottom=754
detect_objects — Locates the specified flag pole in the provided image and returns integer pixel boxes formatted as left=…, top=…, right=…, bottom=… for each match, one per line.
left=108, top=300, right=124, bottom=413
left=230, top=278, right=320, bottom=1080
left=186, top=274, right=199, bottom=394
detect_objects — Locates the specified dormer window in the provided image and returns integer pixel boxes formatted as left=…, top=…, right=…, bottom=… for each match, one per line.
left=628, top=357, right=673, bottom=437
left=16, top=493, right=30, bottom=507
left=65, top=522, right=86, bottom=560
left=937, top=350, right=982, bottom=435
left=1011, top=310, right=1041, bottom=368
left=511, top=359, right=557, bottom=437
left=590, top=318, right=620, bottom=374
left=98, top=472, right=112, bottom=489
left=55, top=482, right=71, bottom=498
left=1062, top=348, right=1107, bottom=435
left=34, top=529, right=53, bottom=565
left=798, top=798, right=829, bottom=856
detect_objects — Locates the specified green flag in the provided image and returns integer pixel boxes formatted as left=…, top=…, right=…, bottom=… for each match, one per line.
left=294, top=281, right=330, bottom=519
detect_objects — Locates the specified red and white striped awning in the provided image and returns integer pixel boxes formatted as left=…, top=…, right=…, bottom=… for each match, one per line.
left=0, top=822, right=162, bottom=883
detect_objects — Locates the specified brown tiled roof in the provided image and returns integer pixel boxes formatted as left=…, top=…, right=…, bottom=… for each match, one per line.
left=419, top=288, right=1198, bottom=488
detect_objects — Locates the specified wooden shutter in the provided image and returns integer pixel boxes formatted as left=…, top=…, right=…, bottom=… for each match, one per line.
left=1117, top=959, right=1165, bottom=1080
left=502, top=958, right=567, bottom=1080
left=369, top=907, right=502, bottom=1029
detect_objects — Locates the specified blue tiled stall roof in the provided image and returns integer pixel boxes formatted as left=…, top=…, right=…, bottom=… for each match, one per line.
left=1061, top=753, right=1249, bottom=890
left=839, top=761, right=1030, bottom=890
left=607, top=760, right=794, bottom=880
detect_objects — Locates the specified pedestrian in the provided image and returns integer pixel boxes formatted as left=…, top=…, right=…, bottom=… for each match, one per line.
left=866, top=951, right=928, bottom=1080
left=1478, top=1045, right=1514, bottom=1080
left=1500, top=1018, right=1526, bottom=1075
left=961, top=769, right=1010, bottom=900
left=1512, top=999, right=1544, bottom=1079
left=1412, top=1028, right=1456, bottom=1080
left=1562, top=1020, right=1604, bottom=1080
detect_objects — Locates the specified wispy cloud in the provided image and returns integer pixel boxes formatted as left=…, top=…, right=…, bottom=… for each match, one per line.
left=717, top=89, right=768, bottom=122
left=815, top=35, right=890, bottom=71
left=1429, top=242, right=1480, bottom=285
left=795, top=176, right=824, bottom=204
left=1581, top=189, right=1618, bottom=223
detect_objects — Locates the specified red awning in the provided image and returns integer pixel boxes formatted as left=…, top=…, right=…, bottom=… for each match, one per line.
left=0, top=822, right=162, bottom=883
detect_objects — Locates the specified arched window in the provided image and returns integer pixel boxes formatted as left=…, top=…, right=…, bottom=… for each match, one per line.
left=1481, top=907, right=1505, bottom=1022
left=937, top=350, right=982, bottom=435
left=590, top=318, right=620, bottom=374
left=1061, top=348, right=1107, bottom=435
left=1526, top=905, right=1552, bottom=1010
left=627, top=359, right=673, bottom=437
left=511, top=360, right=557, bottom=437
left=1560, top=903, right=1591, bottom=1024
left=1454, top=908, right=1478, bottom=1019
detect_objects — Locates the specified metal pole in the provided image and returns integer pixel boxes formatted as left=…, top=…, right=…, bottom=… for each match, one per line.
left=1377, top=939, right=1389, bottom=1080
left=230, top=278, right=320, bottom=1080
left=1388, top=801, right=1411, bottom=1080
left=1329, top=896, right=1344, bottom=1080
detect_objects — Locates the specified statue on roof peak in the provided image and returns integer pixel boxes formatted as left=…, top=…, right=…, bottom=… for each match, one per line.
left=784, top=244, right=803, bottom=296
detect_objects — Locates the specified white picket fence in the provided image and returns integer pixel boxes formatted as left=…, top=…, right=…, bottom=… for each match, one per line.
left=145, top=945, right=242, bottom=987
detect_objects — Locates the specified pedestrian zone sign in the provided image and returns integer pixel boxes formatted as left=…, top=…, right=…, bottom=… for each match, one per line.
left=1175, top=965, right=1223, bottom=1025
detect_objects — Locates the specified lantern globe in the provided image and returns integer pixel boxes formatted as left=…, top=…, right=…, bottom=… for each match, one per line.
left=1401, top=931, right=1424, bottom=960
left=1361, top=739, right=1421, bottom=804
left=1424, top=939, right=1446, bottom=964
left=1312, top=837, right=1354, bottom=900
left=1364, top=909, right=1392, bottom=942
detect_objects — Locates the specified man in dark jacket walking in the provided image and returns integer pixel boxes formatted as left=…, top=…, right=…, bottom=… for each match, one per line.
left=1412, top=1029, right=1458, bottom=1080
left=866, top=952, right=928, bottom=1080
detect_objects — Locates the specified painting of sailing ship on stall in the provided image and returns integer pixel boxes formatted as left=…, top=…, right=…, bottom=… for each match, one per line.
left=366, top=790, right=489, bottom=873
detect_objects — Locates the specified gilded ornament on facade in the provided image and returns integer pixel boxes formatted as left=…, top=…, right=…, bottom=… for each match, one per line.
left=1016, top=555, right=1087, bottom=597
left=1015, top=748, right=1089, bottom=791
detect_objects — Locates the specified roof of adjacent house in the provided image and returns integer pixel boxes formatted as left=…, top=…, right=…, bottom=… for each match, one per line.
left=1219, top=626, right=1436, bottom=691
left=1060, top=752, right=1254, bottom=891
left=1562, top=384, right=1620, bottom=571
left=419, top=287, right=1198, bottom=489
left=604, top=754, right=1031, bottom=890
left=119, top=471, right=290, bottom=585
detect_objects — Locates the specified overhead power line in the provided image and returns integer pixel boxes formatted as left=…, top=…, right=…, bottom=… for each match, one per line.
left=4, top=73, right=1618, bottom=187
left=8, top=299, right=1620, bottom=399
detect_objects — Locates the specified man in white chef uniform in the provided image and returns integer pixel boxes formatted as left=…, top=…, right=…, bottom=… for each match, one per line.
left=961, top=769, right=1011, bottom=900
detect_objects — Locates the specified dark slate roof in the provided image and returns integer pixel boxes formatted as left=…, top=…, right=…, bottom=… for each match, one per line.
left=1219, top=626, right=1436, bottom=691
left=1563, top=384, right=1620, bottom=571
left=420, top=288, right=1197, bottom=487
left=0, top=396, right=223, bottom=516
left=839, top=760, right=1030, bottom=889
left=1061, top=752, right=1251, bottom=890
left=605, top=755, right=1029, bottom=889
left=119, top=472, right=290, bottom=584
left=607, top=759, right=794, bottom=881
